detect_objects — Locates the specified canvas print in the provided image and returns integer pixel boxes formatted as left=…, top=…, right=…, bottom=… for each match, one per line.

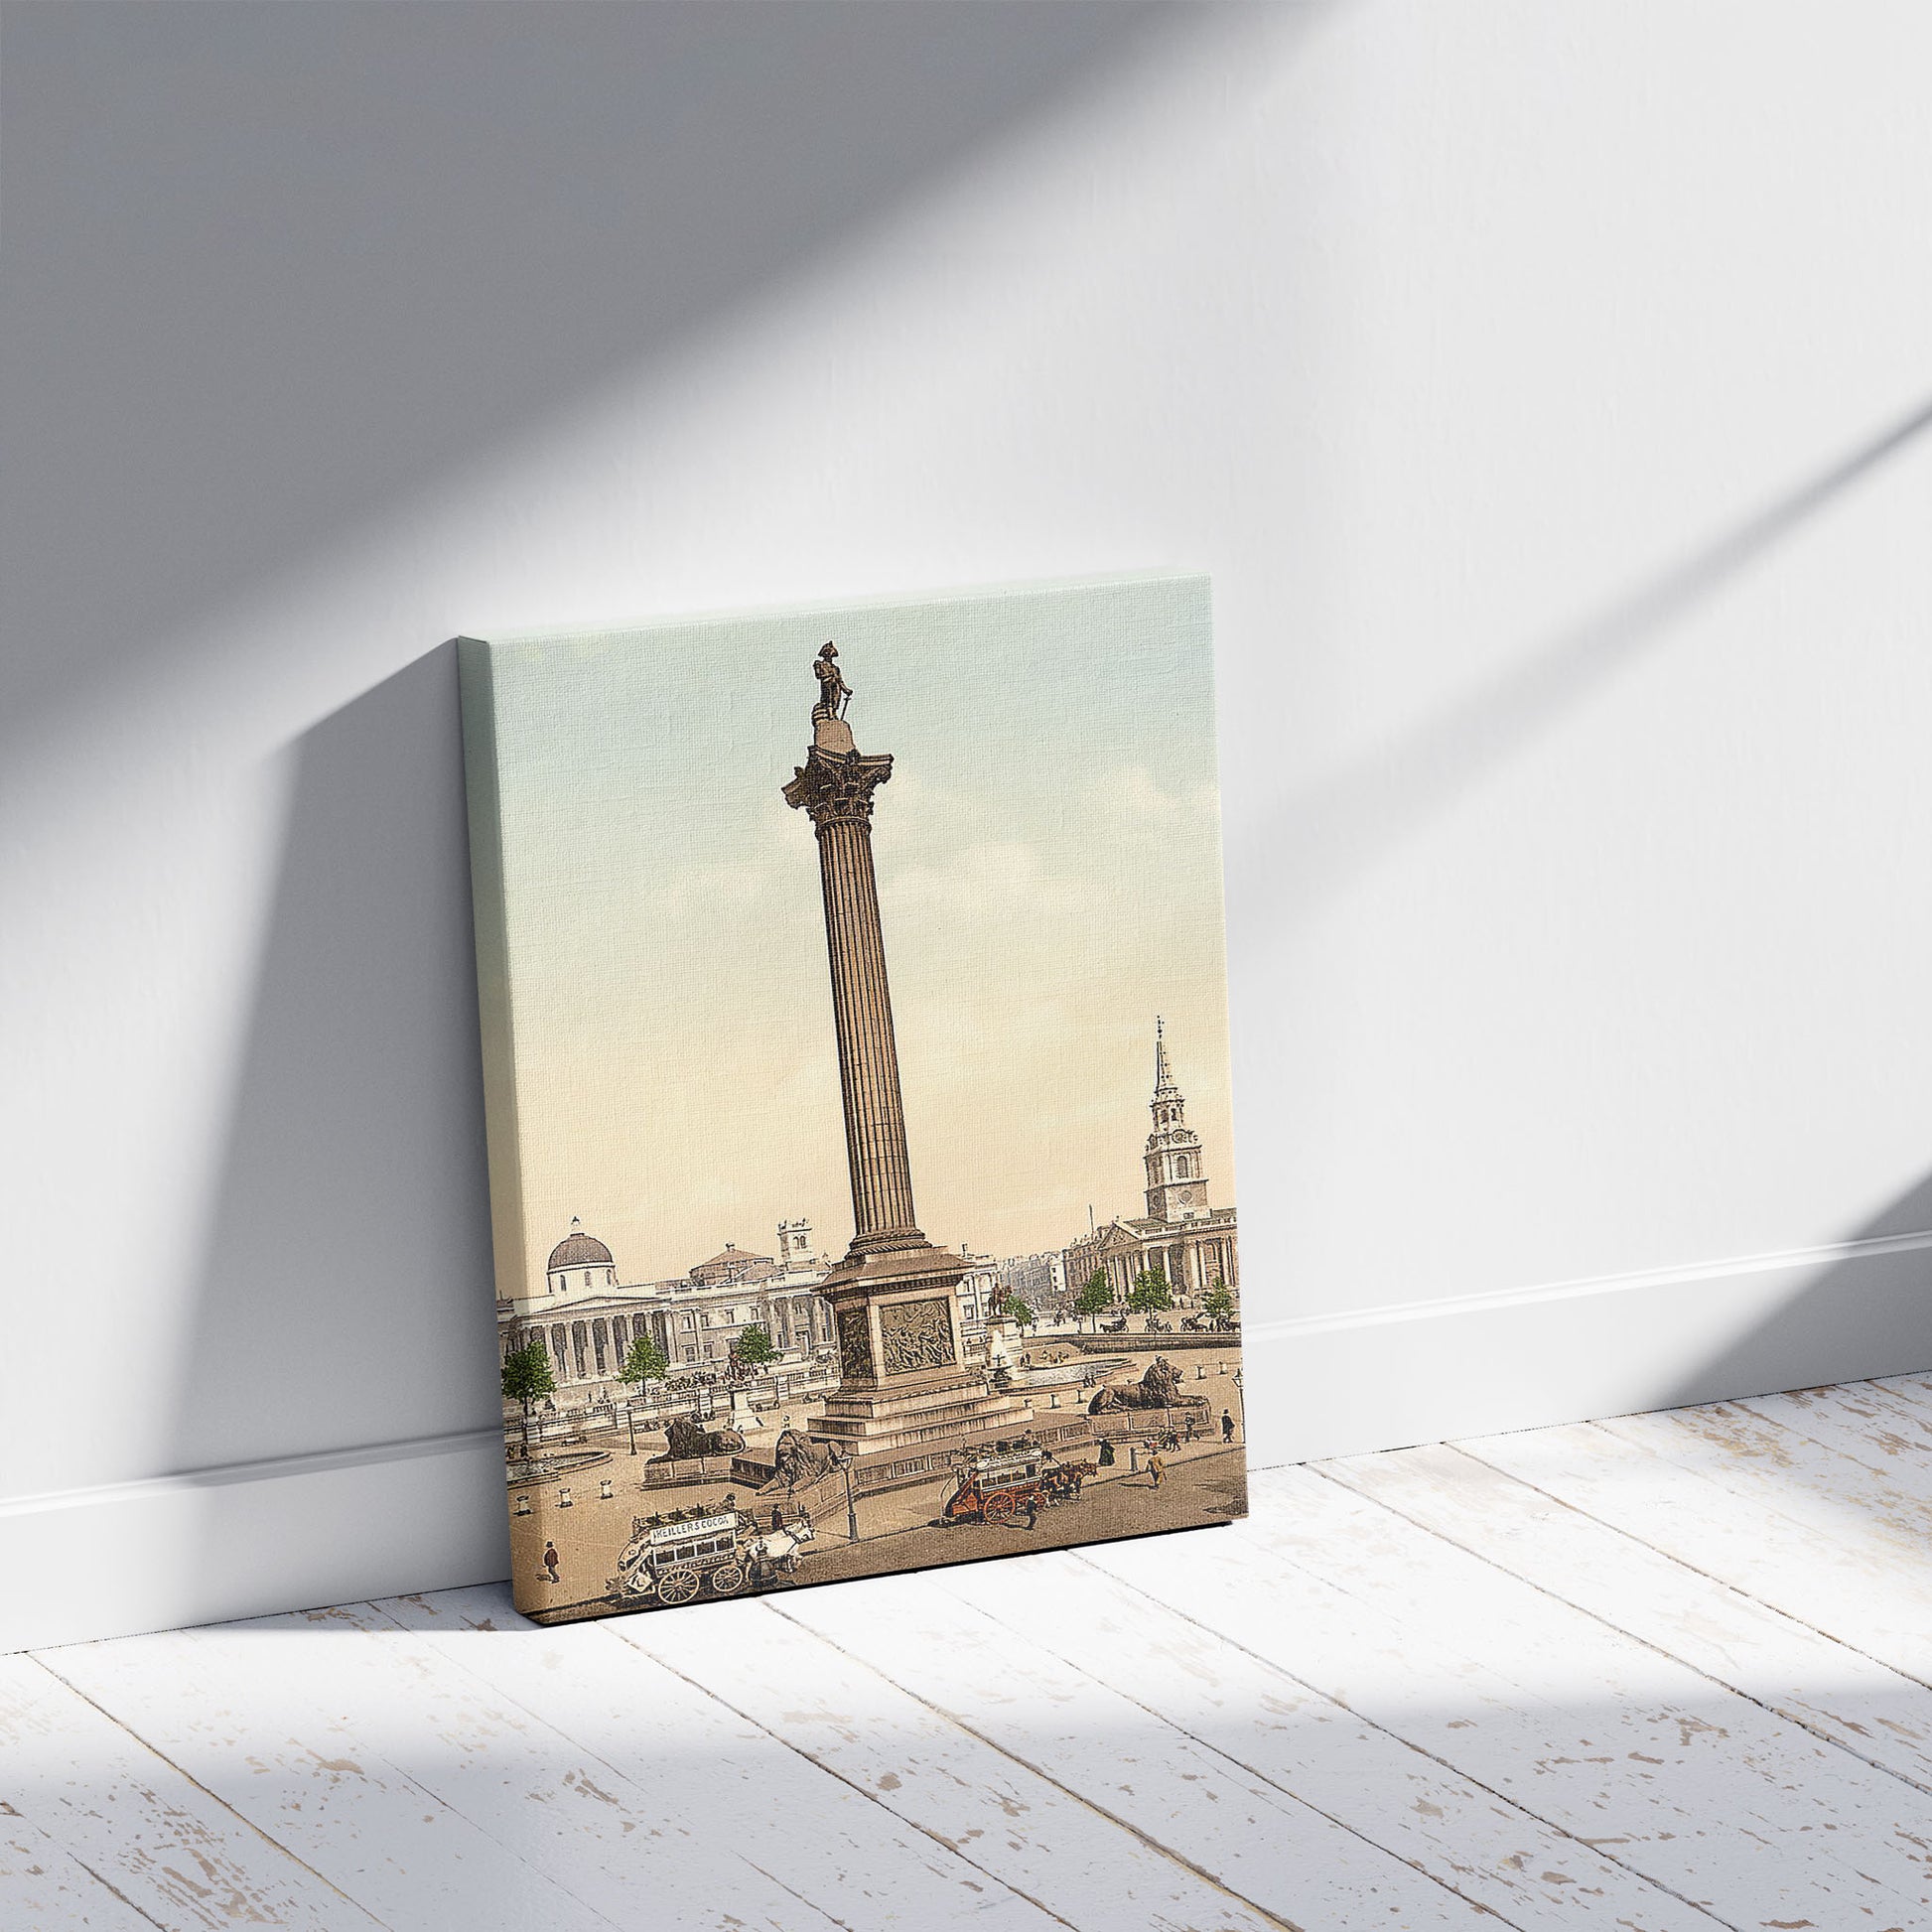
left=460, top=574, right=1246, bottom=1623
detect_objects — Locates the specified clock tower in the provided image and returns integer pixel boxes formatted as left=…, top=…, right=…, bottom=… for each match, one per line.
left=1143, top=1018, right=1207, bottom=1224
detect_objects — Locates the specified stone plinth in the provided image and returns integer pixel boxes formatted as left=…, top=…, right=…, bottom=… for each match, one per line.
left=809, top=1244, right=1032, bottom=1462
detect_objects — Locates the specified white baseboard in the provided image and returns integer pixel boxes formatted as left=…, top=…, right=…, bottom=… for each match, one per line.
left=0, top=1429, right=506, bottom=1655
left=1241, top=1227, right=1932, bottom=1468
left=8, top=1229, right=1930, bottom=1653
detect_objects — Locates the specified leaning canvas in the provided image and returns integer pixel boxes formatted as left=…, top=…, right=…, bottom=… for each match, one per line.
left=459, top=574, right=1246, bottom=1623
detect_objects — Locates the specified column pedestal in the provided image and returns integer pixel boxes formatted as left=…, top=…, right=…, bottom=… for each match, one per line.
left=809, top=1245, right=1035, bottom=1474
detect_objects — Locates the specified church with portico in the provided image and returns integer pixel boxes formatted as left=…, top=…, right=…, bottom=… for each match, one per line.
left=1060, top=1020, right=1239, bottom=1306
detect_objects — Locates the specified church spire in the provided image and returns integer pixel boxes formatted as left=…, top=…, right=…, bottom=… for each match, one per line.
left=1153, top=1014, right=1179, bottom=1101
left=1144, top=1017, right=1204, bottom=1223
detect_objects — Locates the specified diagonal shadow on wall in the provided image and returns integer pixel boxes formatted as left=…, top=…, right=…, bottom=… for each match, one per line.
left=0, top=1, right=1182, bottom=755
left=1653, top=1170, right=1932, bottom=1414
left=1233, top=391, right=1932, bottom=918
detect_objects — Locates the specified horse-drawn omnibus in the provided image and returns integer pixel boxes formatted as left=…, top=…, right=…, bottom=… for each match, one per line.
left=941, top=1444, right=1094, bottom=1526
left=614, top=1507, right=752, bottom=1605
left=613, top=1505, right=816, bottom=1605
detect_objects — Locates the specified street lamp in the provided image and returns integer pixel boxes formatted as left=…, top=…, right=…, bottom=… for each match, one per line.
left=834, top=1446, right=859, bottom=1543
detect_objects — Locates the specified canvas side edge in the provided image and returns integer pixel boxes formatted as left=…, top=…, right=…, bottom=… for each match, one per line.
left=456, top=639, right=532, bottom=1327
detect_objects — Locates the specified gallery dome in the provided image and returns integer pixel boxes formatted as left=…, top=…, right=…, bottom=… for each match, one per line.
left=547, top=1217, right=614, bottom=1272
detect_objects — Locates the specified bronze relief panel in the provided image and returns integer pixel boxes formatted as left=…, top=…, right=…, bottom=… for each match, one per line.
left=877, top=1296, right=957, bottom=1376
left=836, top=1306, right=874, bottom=1381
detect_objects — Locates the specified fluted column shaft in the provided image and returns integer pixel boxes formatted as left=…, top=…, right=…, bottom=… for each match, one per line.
left=784, top=742, right=926, bottom=1257
left=814, top=814, right=921, bottom=1250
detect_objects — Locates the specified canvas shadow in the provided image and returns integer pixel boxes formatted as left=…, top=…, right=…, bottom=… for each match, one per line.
left=163, top=644, right=501, bottom=1498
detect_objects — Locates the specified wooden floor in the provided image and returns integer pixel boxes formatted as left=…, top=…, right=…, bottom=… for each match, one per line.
left=10, top=1378, right=1932, bottom=1931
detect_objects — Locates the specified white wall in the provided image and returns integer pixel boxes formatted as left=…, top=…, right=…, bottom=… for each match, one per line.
left=6, top=0, right=1931, bottom=1649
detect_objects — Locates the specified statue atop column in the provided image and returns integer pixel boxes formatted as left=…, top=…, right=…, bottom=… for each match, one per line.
left=811, top=642, right=851, bottom=722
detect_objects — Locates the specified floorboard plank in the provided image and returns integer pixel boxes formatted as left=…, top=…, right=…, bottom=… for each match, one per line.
left=1326, top=1441, right=1932, bottom=1794
left=1736, top=1382, right=1932, bottom=1488
left=241, top=1598, right=828, bottom=1932
left=783, top=1558, right=1492, bottom=1931
left=0, top=1652, right=384, bottom=1932
left=1087, top=1466, right=1932, bottom=1930
left=934, top=1542, right=1713, bottom=1931
left=1606, top=1401, right=1932, bottom=1556
left=613, top=1587, right=1282, bottom=1932
left=1467, top=1417, right=1932, bottom=1692
left=0, top=1801, right=163, bottom=1932
left=374, top=1583, right=1060, bottom=1932
left=1870, top=1371, right=1932, bottom=1421
left=39, top=1615, right=650, bottom=1932
left=1597, top=1403, right=1932, bottom=1663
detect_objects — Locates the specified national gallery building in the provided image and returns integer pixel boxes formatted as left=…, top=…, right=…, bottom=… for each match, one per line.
left=497, top=1217, right=839, bottom=1403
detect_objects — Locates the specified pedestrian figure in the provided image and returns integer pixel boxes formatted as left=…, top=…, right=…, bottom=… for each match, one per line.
left=1023, top=1489, right=1040, bottom=1531
left=1148, top=1452, right=1167, bottom=1490
left=1221, top=1408, right=1235, bottom=1444
left=770, top=1504, right=785, bottom=1533
left=542, top=1541, right=561, bottom=1585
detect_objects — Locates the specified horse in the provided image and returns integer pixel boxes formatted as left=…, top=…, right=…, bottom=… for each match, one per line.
left=746, top=1516, right=816, bottom=1580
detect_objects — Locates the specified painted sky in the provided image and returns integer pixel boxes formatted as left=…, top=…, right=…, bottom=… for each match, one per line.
left=476, top=573, right=1232, bottom=1298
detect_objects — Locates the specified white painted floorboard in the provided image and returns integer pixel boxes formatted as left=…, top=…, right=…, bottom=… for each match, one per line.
left=9, top=1380, right=1932, bottom=1932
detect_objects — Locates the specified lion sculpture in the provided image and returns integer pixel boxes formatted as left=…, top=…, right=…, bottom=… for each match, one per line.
left=759, top=1426, right=837, bottom=1494
left=653, top=1416, right=749, bottom=1462
left=1087, top=1356, right=1207, bottom=1416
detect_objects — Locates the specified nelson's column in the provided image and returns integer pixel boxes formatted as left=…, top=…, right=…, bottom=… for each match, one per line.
left=784, top=642, right=1033, bottom=1473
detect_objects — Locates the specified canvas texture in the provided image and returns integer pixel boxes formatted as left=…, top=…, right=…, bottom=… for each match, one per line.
left=460, top=574, right=1246, bottom=1623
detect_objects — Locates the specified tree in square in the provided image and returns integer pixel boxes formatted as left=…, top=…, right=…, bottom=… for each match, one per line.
left=1073, top=1272, right=1113, bottom=1332
left=501, top=1335, right=556, bottom=1462
left=619, top=1332, right=670, bottom=1390
left=1127, top=1269, right=1173, bottom=1315
left=728, top=1324, right=778, bottom=1380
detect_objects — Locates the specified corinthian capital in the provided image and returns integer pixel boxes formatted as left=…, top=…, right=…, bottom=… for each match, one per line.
left=783, top=746, right=896, bottom=830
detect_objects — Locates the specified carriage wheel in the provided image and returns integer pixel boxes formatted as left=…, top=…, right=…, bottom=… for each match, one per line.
left=984, top=1492, right=1018, bottom=1524
left=708, top=1562, right=747, bottom=1597
left=656, top=1569, right=700, bottom=1605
